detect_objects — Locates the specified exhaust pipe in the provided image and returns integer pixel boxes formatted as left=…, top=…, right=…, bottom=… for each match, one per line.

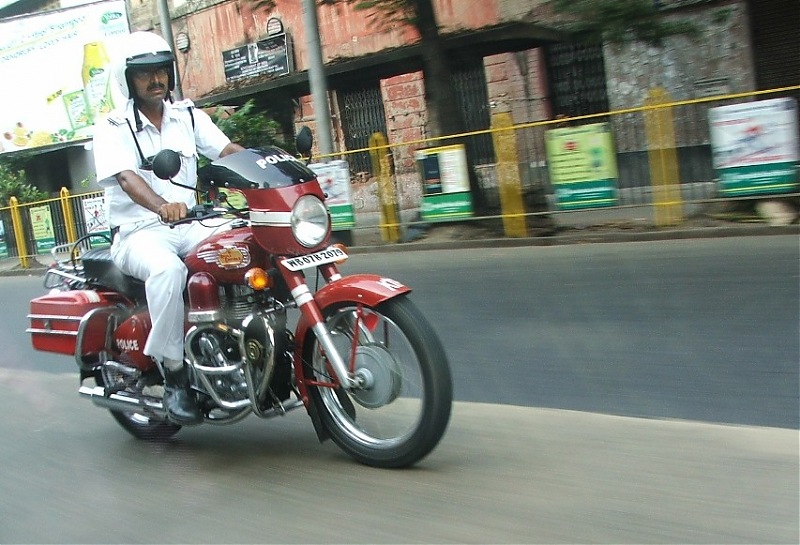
left=79, top=385, right=167, bottom=419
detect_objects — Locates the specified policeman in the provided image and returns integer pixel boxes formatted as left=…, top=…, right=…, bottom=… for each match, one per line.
left=93, top=31, right=245, bottom=425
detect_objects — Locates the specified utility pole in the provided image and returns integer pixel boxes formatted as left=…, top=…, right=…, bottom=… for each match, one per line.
left=301, top=0, right=333, bottom=157
left=157, top=0, right=183, bottom=100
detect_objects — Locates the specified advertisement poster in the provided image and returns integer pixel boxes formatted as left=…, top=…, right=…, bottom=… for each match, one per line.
left=308, top=160, right=354, bottom=230
left=0, top=218, right=7, bottom=258
left=415, top=145, right=473, bottom=221
left=709, top=97, right=799, bottom=196
left=30, top=204, right=55, bottom=252
left=0, top=0, right=129, bottom=155
left=81, top=194, right=110, bottom=246
left=545, top=122, right=619, bottom=210
left=222, top=34, right=291, bottom=82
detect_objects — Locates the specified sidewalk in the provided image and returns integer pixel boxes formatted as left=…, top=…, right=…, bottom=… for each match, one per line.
left=3, top=213, right=797, bottom=278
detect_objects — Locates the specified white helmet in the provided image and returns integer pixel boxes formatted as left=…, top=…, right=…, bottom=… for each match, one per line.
left=113, top=31, right=176, bottom=100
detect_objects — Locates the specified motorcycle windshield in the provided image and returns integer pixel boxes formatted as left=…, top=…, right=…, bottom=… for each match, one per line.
left=197, top=147, right=318, bottom=190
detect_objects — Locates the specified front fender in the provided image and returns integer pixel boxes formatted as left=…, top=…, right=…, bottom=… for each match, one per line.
left=292, top=274, right=411, bottom=417
left=295, top=273, right=410, bottom=345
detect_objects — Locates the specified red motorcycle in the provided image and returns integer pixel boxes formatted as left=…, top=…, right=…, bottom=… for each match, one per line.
left=27, top=136, right=452, bottom=468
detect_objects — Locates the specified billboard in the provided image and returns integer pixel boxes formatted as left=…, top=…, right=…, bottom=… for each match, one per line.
left=0, top=0, right=129, bottom=155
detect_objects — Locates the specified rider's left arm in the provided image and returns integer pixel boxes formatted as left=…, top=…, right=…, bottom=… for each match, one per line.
left=220, top=142, right=246, bottom=157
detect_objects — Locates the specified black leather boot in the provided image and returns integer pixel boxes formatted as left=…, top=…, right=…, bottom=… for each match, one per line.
left=163, top=365, right=202, bottom=425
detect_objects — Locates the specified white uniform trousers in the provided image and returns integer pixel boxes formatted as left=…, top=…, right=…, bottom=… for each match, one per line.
left=110, top=219, right=228, bottom=366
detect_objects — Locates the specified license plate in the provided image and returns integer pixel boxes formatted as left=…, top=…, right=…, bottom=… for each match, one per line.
left=281, top=246, right=348, bottom=271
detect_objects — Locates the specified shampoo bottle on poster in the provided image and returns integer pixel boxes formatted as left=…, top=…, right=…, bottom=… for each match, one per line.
left=82, top=41, right=113, bottom=123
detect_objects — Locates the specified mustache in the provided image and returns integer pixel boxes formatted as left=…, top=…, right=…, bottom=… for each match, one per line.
left=147, top=83, right=166, bottom=92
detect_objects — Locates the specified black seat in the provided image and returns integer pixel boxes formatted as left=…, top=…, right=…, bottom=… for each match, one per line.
left=81, top=247, right=146, bottom=301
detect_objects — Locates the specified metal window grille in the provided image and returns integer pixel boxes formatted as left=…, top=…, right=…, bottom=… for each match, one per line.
left=452, top=60, right=495, bottom=165
left=544, top=42, right=610, bottom=117
left=338, top=83, right=388, bottom=175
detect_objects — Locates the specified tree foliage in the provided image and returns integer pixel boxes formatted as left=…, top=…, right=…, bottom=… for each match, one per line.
left=207, top=99, right=290, bottom=153
left=551, top=0, right=700, bottom=45
left=0, top=161, right=48, bottom=205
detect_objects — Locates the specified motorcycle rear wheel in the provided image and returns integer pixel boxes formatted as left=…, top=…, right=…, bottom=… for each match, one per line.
left=96, top=374, right=181, bottom=441
left=306, top=295, right=452, bottom=468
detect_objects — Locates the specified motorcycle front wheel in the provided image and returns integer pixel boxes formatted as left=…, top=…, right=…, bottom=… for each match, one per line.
left=306, top=295, right=452, bottom=468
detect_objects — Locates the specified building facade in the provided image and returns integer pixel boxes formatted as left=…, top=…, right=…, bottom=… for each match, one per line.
left=1, top=0, right=796, bottom=209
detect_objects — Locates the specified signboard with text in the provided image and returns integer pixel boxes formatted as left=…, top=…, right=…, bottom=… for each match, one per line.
left=709, top=97, right=799, bottom=197
left=0, top=217, right=7, bottom=258
left=82, top=195, right=111, bottom=246
left=30, top=205, right=55, bottom=253
left=308, top=160, right=355, bottom=230
left=415, top=145, right=473, bottom=222
left=545, top=122, right=619, bottom=210
left=222, top=34, right=291, bottom=82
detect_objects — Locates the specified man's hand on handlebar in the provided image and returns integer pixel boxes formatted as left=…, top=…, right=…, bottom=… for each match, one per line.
left=157, top=202, right=188, bottom=223
left=160, top=203, right=232, bottom=227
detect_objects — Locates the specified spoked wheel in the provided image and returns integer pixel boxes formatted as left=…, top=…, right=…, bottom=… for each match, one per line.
left=306, top=295, right=452, bottom=468
left=98, top=366, right=181, bottom=441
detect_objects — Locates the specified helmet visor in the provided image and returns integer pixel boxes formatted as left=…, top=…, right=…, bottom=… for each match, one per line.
left=127, top=50, right=175, bottom=67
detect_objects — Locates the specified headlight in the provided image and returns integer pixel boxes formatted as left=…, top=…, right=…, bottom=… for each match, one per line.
left=291, top=195, right=329, bottom=247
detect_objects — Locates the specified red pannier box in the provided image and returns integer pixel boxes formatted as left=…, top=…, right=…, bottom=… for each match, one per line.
left=28, top=290, right=125, bottom=356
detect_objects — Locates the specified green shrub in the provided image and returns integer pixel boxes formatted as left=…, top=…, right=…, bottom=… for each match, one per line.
left=0, top=162, right=48, bottom=205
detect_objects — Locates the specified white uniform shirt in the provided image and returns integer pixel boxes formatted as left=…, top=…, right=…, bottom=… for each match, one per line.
left=93, top=99, right=231, bottom=228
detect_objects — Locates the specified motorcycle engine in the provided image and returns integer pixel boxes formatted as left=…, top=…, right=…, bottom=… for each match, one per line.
left=185, top=284, right=285, bottom=408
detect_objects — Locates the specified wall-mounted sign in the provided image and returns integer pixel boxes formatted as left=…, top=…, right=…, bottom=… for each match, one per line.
left=709, top=97, right=799, bottom=197
left=545, top=122, right=619, bottom=210
left=222, top=34, right=292, bottom=82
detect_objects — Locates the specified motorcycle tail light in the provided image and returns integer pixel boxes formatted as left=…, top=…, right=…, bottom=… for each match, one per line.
left=187, top=272, right=222, bottom=323
left=245, top=268, right=271, bottom=291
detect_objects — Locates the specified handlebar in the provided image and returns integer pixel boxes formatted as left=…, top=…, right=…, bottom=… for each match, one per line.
left=167, top=203, right=248, bottom=228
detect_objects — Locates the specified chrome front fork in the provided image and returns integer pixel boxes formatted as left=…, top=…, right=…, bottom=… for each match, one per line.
left=287, top=277, right=360, bottom=390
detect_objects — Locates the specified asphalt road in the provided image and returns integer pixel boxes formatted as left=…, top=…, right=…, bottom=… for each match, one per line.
left=1, top=235, right=797, bottom=543
left=344, top=235, right=800, bottom=429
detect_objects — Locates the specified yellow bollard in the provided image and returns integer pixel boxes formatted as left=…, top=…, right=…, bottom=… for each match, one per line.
left=59, top=187, right=78, bottom=243
left=491, top=112, right=527, bottom=237
left=644, top=88, right=683, bottom=226
left=368, top=132, right=400, bottom=243
left=9, top=197, right=29, bottom=269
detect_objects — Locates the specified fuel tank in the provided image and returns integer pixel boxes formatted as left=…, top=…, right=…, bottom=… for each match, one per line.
left=184, top=226, right=268, bottom=284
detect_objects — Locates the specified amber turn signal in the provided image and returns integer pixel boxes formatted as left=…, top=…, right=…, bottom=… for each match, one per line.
left=245, top=268, right=271, bottom=290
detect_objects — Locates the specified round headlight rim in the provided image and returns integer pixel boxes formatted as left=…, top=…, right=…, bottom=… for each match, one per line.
left=291, top=194, right=329, bottom=248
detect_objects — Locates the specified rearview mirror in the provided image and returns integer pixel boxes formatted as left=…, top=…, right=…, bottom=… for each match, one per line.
left=152, top=149, right=182, bottom=180
left=295, top=126, right=313, bottom=156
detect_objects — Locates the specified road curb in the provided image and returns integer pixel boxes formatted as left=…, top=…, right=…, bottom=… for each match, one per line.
left=347, top=224, right=799, bottom=254
left=2, top=224, right=797, bottom=276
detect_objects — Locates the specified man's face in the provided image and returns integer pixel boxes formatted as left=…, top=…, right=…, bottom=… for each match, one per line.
left=129, top=65, right=170, bottom=106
